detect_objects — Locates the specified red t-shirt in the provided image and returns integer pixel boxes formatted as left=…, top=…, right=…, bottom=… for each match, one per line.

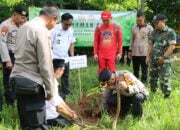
left=94, top=23, right=123, bottom=58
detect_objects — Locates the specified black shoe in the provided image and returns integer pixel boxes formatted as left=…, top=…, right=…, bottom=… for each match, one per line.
left=6, top=101, right=14, bottom=107
left=164, top=93, right=170, bottom=98
left=151, top=88, right=157, bottom=93
left=120, top=63, right=124, bottom=66
left=126, top=62, right=131, bottom=66
left=127, top=64, right=130, bottom=66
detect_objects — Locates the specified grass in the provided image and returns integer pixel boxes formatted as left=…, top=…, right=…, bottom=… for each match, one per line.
left=0, top=57, right=180, bottom=130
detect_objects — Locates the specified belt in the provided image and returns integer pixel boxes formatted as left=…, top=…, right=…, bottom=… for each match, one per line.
left=9, top=50, right=14, bottom=54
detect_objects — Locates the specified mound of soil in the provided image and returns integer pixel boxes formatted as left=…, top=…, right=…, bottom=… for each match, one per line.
left=69, top=93, right=125, bottom=128
left=69, top=94, right=101, bottom=125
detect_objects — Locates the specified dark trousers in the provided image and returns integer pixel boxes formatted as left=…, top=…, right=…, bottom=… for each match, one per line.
left=47, top=115, right=72, bottom=128
left=107, top=93, right=146, bottom=117
left=16, top=87, right=48, bottom=130
left=132, top=56, right=148, bottom=83
left=60, top=62, right=70, bottom=100
left=120, top=46, right=131, bottom=65
left=2, top=51, right=15, bottom=105
left=0, top=57, right=2, bottom=112
left=0, top=57, right=2, bottom=69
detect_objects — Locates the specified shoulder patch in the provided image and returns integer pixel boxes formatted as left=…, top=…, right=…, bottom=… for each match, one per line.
left=124, top=73, right=134, bottom=85
left=1, top=26, right=8, bottom=36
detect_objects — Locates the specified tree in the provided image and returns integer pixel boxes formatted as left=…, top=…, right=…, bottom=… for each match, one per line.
left=0, top=0, right=139, bottom=22
left=0, top=0, right=23, bottom=6
left=146, top=0, right=180, bottom=29
left=78, top=0, right=138, bottom=11
left=137, top=0, right=145, bottom=12
left=0, top=0, right=24, bottom=22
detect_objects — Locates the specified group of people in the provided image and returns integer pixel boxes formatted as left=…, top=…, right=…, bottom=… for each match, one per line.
left=0, top=5, right=80, bottom=129
left=0, top=4, right=176, bottom=130
left=92, top=7, right=176, bottom=119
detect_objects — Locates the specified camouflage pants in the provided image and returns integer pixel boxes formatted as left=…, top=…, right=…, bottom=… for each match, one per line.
left=149, top=60, right=171, bottom=94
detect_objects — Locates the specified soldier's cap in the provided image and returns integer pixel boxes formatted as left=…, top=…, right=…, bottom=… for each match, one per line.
left=99, top=68, right=112, bottom=82
left=53, top=59, right=65, bottom=69
left=152, top=14, right=167, bottom=24
left=13, top=5, right=28, bottom=17
left=101, top=11, right=112, bottom=20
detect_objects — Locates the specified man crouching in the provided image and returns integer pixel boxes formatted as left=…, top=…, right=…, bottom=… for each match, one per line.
left=98, top=68, right=148, bottom=118
left=46, top=59, right=82, bottom=128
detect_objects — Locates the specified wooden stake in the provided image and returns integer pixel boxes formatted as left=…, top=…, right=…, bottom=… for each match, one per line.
left=112, top=89, right=121, bottom=130
left=78, top=68, right=83, bottom=101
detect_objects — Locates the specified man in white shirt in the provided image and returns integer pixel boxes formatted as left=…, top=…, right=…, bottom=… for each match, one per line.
left=51, top=13, right=76, bottom=100
left=46, top=59, right=81, bottom=128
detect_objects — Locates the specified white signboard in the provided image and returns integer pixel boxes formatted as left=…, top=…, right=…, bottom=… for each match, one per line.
left=69, top=55, right=87, bottom=69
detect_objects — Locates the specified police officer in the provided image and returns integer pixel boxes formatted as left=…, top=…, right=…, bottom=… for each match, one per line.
left=10, top=5, right=59, bottom=129
left=0, top=5, right=28, bottom=105
left=98, top=68, right=148, bottom=118
left=128, top=12, right=153, bottom=83
left=51, top=13, right=76, bottom=100
left=146, top=14, right=176, bottom=98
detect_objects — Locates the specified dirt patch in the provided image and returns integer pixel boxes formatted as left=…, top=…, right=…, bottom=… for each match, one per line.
left=69, top=94, right=101, bottom=125
left=69, top=93, right=126, bottom=127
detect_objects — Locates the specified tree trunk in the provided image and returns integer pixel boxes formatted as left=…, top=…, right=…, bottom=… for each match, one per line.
left=140, top=0, right=145, bottom=12
left=77, top=0, right=81, bottom=10
left=30, top=0, right=34, bottom=6
left=112, top=89, right=121, bottom=130
left=60, top=0, right=64, bottom=9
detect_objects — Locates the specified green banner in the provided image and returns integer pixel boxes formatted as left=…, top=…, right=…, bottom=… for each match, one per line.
left=29, top=7, right=136, bottom=47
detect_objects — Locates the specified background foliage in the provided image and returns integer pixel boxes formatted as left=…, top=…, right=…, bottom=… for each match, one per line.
left=0, top=0, right=179, bottom=129
left=0, top=57, right=180, bottom=130
left=0, top=0, right=179, bottom=29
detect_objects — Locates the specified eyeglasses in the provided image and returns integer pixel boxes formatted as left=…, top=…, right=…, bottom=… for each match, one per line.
left=64, top=23, right=72, bottom=26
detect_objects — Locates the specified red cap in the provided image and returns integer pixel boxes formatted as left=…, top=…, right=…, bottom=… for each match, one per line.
left=101, top=11, right=112, bottom=20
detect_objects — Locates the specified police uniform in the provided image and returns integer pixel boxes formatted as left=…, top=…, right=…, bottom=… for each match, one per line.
left=149, top=25, right=176, bottom=96
left=130, top=24, right=153, bottom=83
left=99, top=69, right=148, bottom=118
left=51, top=23, right=76, bottom=100
left=10, top=17, right=55, bottom=130
left=0, top=7, right=27, bottom=105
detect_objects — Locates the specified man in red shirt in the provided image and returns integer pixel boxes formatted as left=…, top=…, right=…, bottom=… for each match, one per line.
left=94, top=11, right=123, bottom=73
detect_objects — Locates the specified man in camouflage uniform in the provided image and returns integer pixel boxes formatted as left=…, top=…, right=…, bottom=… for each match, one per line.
left=0, top=5, right=27, bottom=105
left=146, top=14, right=176, bottom=98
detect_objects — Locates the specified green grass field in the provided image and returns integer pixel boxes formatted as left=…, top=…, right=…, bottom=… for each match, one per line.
left=0, top=57, right=179, bottom=130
